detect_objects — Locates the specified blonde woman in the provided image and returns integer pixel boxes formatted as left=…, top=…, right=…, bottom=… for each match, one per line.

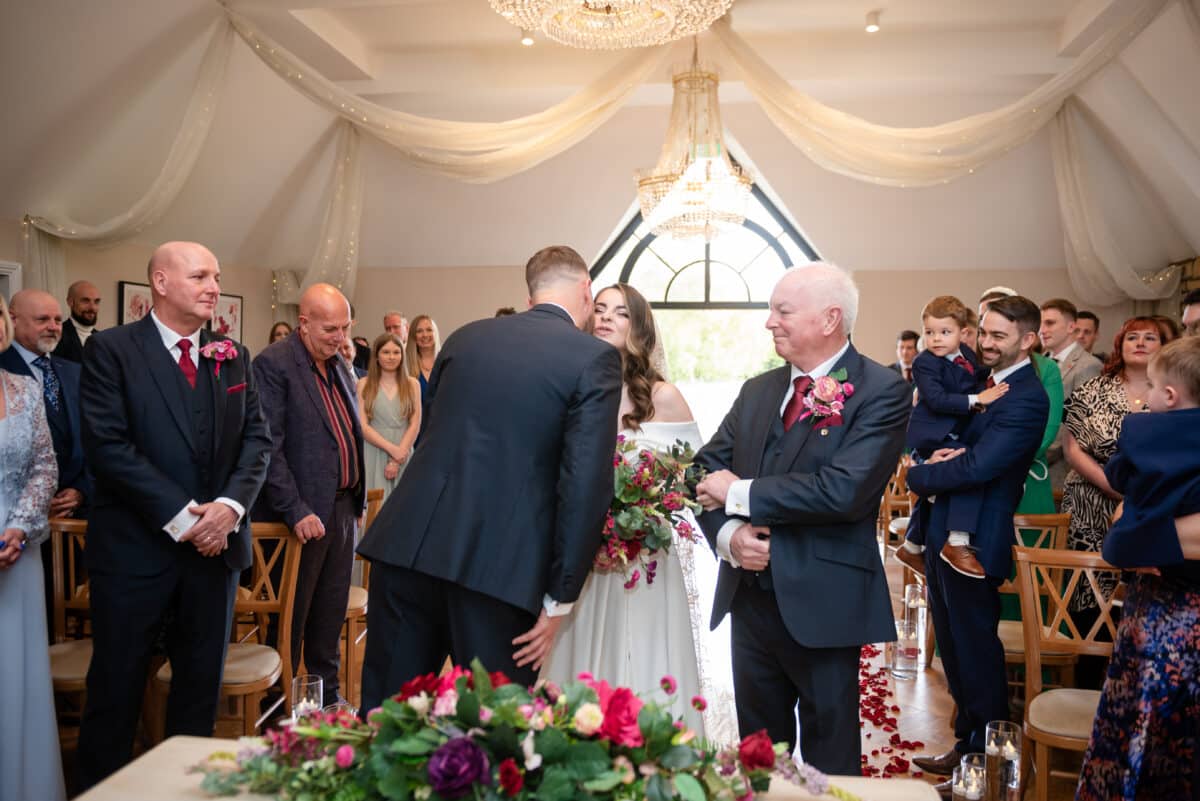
left=405, top=315, right=441, bottom=406
left=0, top=293, right=65, bottom=800
left=357, top=334, right=420, bottom=499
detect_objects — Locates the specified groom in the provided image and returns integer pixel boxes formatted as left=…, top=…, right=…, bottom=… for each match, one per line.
left=695, top=263, right=911, bottom=775
left=358, top=246, right=621, bottom=711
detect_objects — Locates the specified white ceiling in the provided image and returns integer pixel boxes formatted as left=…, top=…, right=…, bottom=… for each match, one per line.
left=0, top=0, right=1170, bottom=272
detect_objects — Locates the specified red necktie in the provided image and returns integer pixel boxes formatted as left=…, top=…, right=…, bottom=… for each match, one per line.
left=782, top=375, right=814, bottom=432
left=177, top=339, right=197, bottom=389
left=903, top=367, right=913, bottom=383
left=953, top=355, right=974, bottom=375
left=985, top=376, right=996, bottom=390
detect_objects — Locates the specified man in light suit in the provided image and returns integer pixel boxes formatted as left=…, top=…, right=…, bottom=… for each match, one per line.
left=693, top=263, right=911, bottom=775
left=358, top=246, right=621, bottom=711
left=253, top=284, right=365, bottom=706
left=1039, top=298, right=1102, bottom=490
left=53, top=280, right=102, bottom=363
left=77, top=242, right=271, bottom=789
left=908, top=296, right=1049, bottom=789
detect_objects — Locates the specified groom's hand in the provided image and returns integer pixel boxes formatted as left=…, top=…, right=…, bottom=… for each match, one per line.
left=731, top=524, right=771, bottom=572
left=697, top=469, right=740, bottom=510
left=512, top=610, right=564, bottom=672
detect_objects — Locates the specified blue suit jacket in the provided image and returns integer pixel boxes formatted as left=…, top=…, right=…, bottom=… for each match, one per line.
left=695, top=345, right=912, bottom=648
left=0, top=347, right=90, bottom=502
left=907, top=360, right=1049, bottom=579
left=1102, top=408, right=1200, bottom=581
left=906, top=346, right=982, bottom=455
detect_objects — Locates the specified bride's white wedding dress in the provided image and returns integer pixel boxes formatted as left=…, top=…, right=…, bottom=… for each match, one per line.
left=541, top=421, right=738, bottom=744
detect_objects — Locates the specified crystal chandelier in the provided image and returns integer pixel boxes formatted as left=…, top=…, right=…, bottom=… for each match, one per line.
left=489, top=0, right=735, bottom=50
left=636, top=47, right=752, bottom=241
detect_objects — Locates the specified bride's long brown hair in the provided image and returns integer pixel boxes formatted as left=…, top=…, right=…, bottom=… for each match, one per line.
left=601, top=283, right=663, bottom=431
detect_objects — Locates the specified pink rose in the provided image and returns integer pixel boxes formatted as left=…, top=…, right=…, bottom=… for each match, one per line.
left=812, top=375, right=841, bottom=403
left=598, top=688, right=644, bottom=747
left=335, top=744, right=355, bottom=768
left=841, top=382, right=855, bottom=397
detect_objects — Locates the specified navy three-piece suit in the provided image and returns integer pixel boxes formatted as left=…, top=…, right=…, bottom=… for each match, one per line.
left=907, top=359, right=1049, bottom=753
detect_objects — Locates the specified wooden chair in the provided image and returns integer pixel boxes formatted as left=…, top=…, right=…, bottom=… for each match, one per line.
left=153, top=522, right=301, bottom=736
left=997, top=514, right=1077, bottom=694
left=340, top=488, right=385, bottom=706
left=877, top=457, right=914, bottom=551
left=1013, top=546, right=1122, bottom=801
left=47, top=518, right=92, bottom=746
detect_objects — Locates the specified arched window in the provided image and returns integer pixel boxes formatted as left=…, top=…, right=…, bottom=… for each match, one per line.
left=590, top=185, right=820, bottom=309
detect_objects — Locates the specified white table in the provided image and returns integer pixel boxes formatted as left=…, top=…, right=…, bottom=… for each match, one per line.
left=78, top=736, right=940, bottom=801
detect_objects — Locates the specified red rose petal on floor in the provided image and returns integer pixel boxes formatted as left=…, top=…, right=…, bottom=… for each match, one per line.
left=913, top=771, right=924, bottom=778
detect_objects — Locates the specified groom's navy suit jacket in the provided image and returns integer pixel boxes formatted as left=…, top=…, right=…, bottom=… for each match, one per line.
left=357, top=304, right=622, bottom=616
left=907, top=360, right=1049, bottom=579
left=695, top=345, right=911, bottom=648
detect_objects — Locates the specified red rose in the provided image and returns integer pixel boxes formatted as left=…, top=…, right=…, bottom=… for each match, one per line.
left=396, top=672, right=439, bottom=701
left=498, top=758, right=524, bottom=796
left=738, top=730, right=776, bottom=771
left=490, top=671, right=512, bottom=689
left=598, top=687, right=644, bottom=747
left=438, top=666, right=473, bottom=695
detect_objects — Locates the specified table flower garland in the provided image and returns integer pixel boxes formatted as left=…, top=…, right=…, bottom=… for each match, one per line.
left=193, top=661, right=858, bottom=801
left=593, top=436, right=705, bottom=589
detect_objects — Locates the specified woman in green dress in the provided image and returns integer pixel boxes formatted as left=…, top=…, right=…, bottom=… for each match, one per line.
left=356, top=333, right=421, bottom=500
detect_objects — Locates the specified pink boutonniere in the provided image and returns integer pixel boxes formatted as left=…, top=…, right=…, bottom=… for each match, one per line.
left=798, top=368, right=855, bottom=429
left=199, top=339, right=238, bottom=379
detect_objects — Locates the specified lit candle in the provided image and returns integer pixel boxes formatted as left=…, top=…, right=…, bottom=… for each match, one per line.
left=1003, top=742, right=1018, bottom=760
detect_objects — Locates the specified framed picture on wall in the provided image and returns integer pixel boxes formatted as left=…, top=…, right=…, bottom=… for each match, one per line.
left=209, top=293, right=243, bottom=342
left=117, top=281, right=153, bottom=324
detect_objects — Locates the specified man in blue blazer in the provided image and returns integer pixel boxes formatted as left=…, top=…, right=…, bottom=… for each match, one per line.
left=694, top=264, right=911, bottom=775
left=77, top=243, right=271, bottom=789
left=908, top=295, right=1049, bottom=780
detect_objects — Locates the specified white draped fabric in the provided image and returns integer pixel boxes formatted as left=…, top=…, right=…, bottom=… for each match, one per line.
left=226, top=10, right=669, bottom=183
left=19, top=0, right=1197, bottom=309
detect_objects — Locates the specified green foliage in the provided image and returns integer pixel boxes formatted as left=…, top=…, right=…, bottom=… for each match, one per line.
left=655, top=310, right=784, bottom=383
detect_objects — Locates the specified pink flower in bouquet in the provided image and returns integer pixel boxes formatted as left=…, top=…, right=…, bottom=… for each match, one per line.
left=663, top=492, right=685, bottom=512
left=660, top=675, right=678, bottom=694
left=433, top=689, right=459, bottom=717
left=335, top=744, right=355, bottom=768
left=438, top=666, right=471, bottom=695
left=842, top=382, right=855, bottom=397
left=599, top=687, right=644, bottom=747
left=812, top=375, right=841, bottom=403
left=692, top=695, right=708, bottom=711
left=479, top=706, right=494, bottom=724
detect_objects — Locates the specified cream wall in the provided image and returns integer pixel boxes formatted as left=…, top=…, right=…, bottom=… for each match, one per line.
left=0, top=219, right=21, bottom=264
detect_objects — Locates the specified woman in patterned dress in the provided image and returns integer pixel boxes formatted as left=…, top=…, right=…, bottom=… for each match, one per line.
left=1061, top=316, right=1176, bottom=684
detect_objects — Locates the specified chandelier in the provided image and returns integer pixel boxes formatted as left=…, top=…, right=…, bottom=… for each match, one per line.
left=489, top=0, right=735, bottom=50
left=636, top=48, right=752, bottom=241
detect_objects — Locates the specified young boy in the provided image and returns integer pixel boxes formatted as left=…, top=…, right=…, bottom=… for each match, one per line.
left=1101, top=337, right=1200, bottom=580
left=895, top=295, right=1008, bottom=579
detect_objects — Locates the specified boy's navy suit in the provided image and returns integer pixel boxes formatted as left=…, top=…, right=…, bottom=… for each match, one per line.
left=905, top=346, right=984, bottom=544
left=1102, top=408, right=1200, bottom=582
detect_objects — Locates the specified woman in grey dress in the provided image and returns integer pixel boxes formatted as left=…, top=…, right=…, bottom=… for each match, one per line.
left=0, top=294, right=66, bottom=801
left=356, top=333, right=421, bottom=500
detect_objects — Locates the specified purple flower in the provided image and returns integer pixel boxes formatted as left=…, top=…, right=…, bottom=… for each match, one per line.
left=796, top=762, right=829, bottom=796
left=427, top=737, right=491, bottom=799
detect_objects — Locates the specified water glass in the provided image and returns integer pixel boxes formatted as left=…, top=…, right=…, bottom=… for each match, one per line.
left=890, top=620, right=919, bottom=679
left=903, top=583, right=928, bottom=660
left=960, top=753, right=986, bottom=797
left=291, top=674, right=323, bottom=720
left=984, top=720, right=1021, bottom=801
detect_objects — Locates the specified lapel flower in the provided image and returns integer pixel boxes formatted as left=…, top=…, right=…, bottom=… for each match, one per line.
left=199, top=339, right=238, bottom=379
left=798, top=368, right=855, bottom=429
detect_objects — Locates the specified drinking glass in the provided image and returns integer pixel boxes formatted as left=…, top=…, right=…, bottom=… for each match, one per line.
left=890, top=620, right=919, bottom=679
left=984, top=720, right=1021, bottom=801
left=903, top=583, right=928, bottom=661
left=291, top=674, right=323, bottom=721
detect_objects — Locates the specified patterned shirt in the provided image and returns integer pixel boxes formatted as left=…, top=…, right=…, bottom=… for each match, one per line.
left=310, top=357, right=359, bottom=491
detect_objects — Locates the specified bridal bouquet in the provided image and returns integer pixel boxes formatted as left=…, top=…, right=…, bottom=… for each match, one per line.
left=593, top=436, right=704, bottom=588
left=193, top=660, right=856, bottom=801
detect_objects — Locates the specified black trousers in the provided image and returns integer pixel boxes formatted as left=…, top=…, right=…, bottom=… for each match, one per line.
left=360, top=563, right=538, bottom=714
left=924, top=544, right=1009, bottom=753
left=730, top=581, right=863, bottom=776
left=290, top=492, right=356, bottom=704
left=77, top=549, right=237, bottom=791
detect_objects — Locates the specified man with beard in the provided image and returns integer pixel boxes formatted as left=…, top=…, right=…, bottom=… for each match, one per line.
left=907, top=296, right=1049, bottom=795
left=54, top=280, right=102, bottom=363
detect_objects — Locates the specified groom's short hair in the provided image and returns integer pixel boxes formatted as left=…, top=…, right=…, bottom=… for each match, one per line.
left=525, top=246, right=588, bottom=295
left=983, top=295, right=1041, bottom=336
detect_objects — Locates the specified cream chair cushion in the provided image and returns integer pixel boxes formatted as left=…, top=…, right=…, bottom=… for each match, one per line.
left=1027, top=688, right=1100, bottom=740
left=346, top=585, right=368, bottom=615
left=157, top=643, right=281, bottom=688
left=50, top=639, right=93, bottom=684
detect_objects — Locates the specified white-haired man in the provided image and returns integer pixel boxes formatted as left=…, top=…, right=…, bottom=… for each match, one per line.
left=693, top=263, right=912, bottom=775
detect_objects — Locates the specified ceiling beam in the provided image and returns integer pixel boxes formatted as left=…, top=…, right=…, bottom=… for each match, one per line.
left=1058, top=0, right=1141, bottom=56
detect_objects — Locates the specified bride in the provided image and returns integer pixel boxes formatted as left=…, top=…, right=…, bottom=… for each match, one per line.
left=541, top=283, right=736, bottom=743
